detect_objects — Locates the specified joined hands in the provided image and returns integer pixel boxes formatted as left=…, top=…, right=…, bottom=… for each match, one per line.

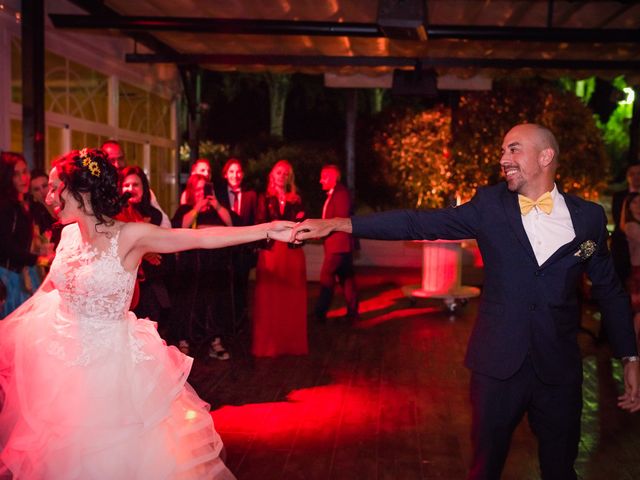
left=266, top=221, right=299, bottom=243
left=266, top=218, right=347, bottom=244
left=289, top=218, right=350, bottom=243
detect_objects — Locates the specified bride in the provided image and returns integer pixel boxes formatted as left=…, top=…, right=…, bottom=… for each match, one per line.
left=0, top=148, right=295, bottom=479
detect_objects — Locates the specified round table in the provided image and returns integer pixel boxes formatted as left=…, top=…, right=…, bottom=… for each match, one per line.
left=402, top=240, right=481, bottom=312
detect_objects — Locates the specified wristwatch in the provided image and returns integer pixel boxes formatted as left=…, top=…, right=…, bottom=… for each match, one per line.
left=621, top=356, right=640, bottom=366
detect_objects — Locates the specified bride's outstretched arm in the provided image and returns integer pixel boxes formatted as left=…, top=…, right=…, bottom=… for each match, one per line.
left=120, top=220, right=295, bottom=270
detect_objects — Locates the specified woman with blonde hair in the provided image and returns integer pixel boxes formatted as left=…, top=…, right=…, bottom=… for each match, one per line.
left=253, top=160, right=308, bottom=357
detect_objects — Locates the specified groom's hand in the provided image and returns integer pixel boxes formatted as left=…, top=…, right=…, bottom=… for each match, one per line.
left=618, top=361, right=640, bottom=413
left=291, top=218, right=352, bottom=242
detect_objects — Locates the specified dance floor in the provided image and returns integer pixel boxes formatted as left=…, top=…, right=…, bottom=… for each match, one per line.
left=188, top=267, right=640, bottom=480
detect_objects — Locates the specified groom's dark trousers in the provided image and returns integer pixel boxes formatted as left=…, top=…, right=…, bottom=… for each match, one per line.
left=351, top=182, right=637, bottom=480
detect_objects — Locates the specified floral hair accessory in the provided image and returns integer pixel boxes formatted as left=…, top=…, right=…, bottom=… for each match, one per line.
left=574, top=240, right=597, bottom=261
left=79, top=148, right=100, bottom=177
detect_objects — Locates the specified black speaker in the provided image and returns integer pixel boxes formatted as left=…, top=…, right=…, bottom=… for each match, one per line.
left=391, top=68, right=438, bottom=97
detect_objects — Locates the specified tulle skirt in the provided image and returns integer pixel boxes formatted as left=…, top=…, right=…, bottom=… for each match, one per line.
left=0, top=289, right=235, bottom=480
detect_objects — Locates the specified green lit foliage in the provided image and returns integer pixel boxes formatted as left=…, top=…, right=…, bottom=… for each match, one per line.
left=564, top=75, right=632, bottom=180
left=179, top=141, right=229, bottom=164
left=370, top=105, right=453, bottom=208
left=179, top=141, right=231, bottom=180
left=597, top=77, right=632, bottom=180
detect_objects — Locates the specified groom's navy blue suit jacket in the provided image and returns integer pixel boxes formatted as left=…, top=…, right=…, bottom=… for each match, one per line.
left=352, top=183, right=637, bottom=384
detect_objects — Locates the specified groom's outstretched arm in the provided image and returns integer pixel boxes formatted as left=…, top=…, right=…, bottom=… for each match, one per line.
left=293, top=196, right=481, bottom=243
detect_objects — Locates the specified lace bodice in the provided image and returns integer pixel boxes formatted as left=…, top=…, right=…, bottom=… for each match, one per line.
left=46, top=223, right=147, bottom=366
left=49, top=223, right=135, bottom=321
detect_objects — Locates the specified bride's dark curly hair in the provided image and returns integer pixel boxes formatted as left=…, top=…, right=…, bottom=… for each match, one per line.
left=53, top=148, right=130, bottom=226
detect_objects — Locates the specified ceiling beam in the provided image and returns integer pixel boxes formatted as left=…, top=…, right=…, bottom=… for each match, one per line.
left=50, top=14, right=640, bottom=43
left=426, top=25, right=640, bottom=43
left=124, top=53, right=640, bottom=71
left=64, top=1, right=181, bottom=57
left=49, top=15, right=383, bottom=37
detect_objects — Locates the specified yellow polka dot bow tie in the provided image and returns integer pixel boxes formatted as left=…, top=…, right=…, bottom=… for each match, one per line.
left=518, top=191, right=553, bottom=215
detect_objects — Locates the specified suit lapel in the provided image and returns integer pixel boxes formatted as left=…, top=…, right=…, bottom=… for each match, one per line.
left=503, top=190, right=538, bottom=263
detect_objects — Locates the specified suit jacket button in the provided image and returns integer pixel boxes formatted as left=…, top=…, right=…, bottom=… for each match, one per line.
left=535, top=271, right=544, bottom=276
left=529, top=304, right=537, bottom=311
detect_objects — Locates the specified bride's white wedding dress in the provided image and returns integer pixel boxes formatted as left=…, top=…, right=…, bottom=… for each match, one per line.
left=0, top=224, right=236, bottom=479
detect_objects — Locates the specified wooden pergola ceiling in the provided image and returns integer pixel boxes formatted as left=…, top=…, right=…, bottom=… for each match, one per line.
left=50, top=0, right=640, bottom=82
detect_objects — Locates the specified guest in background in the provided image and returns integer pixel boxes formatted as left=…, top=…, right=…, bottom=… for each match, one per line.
left=101, top=139, right=127, bottom=171
left=621, top=191, right=640, bottom=350
left=29, top=169, right=57, bottom=235
left=315, top=164, right=358, bottom=323
left=101, top=140, right=171, bottom=228
left=253, top=160, right=308, bottom=357
left=29, top=168, right=60, bottom=258
left=118, top=166, right=172, bottom=334
left=171, top=174, right=233, bottom=360
left=216, top=158, right=258, bottom=333
left=180, top=158, right=212, bottom=205
left=0, top=152, right=52, bottom=317
left=611, top=163, right=640, bottom=285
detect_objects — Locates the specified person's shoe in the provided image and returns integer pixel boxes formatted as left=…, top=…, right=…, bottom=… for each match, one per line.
left=178, top=339, right=190, bottom=355
left=209, top=337, right=230, bottom=361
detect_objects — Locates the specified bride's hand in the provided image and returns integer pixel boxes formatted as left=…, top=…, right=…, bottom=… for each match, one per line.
left=267, top=221, right=297, bottom=243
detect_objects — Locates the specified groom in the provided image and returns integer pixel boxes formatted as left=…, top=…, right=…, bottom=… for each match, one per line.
left=293, top=123, right=640, bottom=479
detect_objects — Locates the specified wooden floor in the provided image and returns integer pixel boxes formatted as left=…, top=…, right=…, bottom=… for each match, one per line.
left=188, top=268, right=640, bottom=480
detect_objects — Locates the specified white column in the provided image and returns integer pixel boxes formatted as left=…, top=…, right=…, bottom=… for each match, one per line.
left=62, top=124, right=71, bottom=152
left=143, top=141, right=151, bottom=177
left=107, top=75, right=118, bottom=132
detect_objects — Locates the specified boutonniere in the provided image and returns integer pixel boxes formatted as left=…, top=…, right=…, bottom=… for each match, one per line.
left=574, top=240, right=597, bottom=261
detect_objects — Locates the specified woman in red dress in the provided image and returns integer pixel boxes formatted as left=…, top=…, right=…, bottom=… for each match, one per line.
left=253, top=160, right=308, bottom=357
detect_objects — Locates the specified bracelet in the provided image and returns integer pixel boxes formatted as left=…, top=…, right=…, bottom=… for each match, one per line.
left=622, top=356, right=640, bottom=365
